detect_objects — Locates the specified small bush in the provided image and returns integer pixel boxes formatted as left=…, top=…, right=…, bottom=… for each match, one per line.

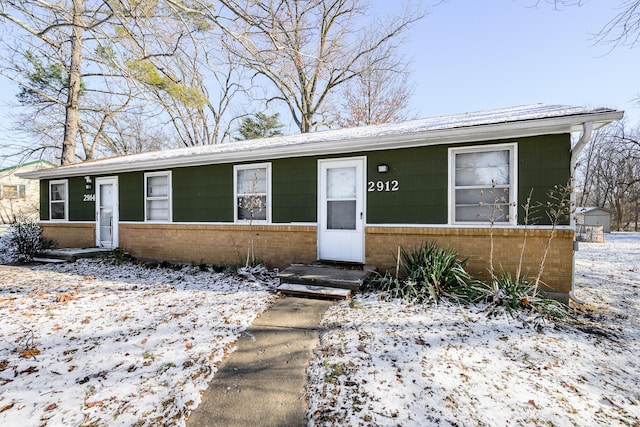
left=365, top=242, right=472, bottom=304
left=364, top=242, right=568, bottom=321
left=451, top=271, right=569, bottom=321
left=0, top=219, right=53, bottom=264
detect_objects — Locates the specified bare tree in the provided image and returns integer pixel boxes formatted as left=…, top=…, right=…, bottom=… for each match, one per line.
left=596, top=1, right=640, bottom=48
left=575, top=121, right=640, bottom=230
left=336, top=51, right=414, bottom=128
left=0, top=0, right=242, bottom=164
left=108, top=2, right=250, bottom=145
left=0, top=0, right=118, bottom=164
left=540, top=1, right=640, bottom=48
left=96, top=107, right=173, bottom=156
left=219, top=0, right=424, bottom=133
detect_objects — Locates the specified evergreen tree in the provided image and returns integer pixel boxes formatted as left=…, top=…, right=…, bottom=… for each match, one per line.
left=236, top=113, right=284, bottom=140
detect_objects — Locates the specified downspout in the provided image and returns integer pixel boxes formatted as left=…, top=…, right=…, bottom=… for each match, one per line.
left=569, top=121, right=593, bottom=304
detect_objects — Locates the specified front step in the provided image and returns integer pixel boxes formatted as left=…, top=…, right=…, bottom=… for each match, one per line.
left=277, top=283, right=352, bottom=299
left=37, top=247, right=114, bottom=262
left=277, top=263, right=375, bottom=299
left=32, top=257, right=68, bottom=264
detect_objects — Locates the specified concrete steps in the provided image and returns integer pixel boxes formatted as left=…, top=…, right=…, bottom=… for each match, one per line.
left=277, top=263, right=375, bottom=300
left=36, top=247, right=114, bottom=262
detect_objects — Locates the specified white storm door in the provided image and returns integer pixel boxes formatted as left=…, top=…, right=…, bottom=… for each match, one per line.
left=95, top=177, right=119, bottom=248
left=318, top=157, right=365, bottom=263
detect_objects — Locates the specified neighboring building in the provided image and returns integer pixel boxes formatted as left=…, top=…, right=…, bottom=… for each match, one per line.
left=575, top=207, right=612, bottom=233
left=0, top=160, right=54, bottom=223
left=19, top=104, right=623, bottom=302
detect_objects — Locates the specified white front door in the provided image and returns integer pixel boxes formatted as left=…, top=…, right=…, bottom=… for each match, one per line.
left=318, top=157, right=365, bottom=263
left=95, top=177, right=119, bottom=248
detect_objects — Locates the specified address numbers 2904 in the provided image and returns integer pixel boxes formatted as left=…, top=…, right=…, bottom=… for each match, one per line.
left=368, top=180, right=399, bottom=192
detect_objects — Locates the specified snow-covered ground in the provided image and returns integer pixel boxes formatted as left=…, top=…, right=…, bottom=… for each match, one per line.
left=1, top=234, right=638, bottom=426
left=0, top=260, right=278, bottom=426
left=306, top=233, right=640, bottom=426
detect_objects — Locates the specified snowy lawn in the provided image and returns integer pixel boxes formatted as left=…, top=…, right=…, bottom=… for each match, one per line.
left=307, top=233, right=640, bottom=426
left=1, top=234, right=638, bottom=427
left=0, top=260, right=278, bottom=426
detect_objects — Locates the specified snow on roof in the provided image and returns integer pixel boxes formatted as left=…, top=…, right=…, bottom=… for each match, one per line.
left=0, top=160, right=55, bottom=174
left=575, top=207, right=612, bottom=214
left=21, top=103, right=623, bottom=179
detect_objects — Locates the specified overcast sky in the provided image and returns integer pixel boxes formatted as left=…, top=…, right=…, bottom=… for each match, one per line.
left=0, top=0, right=637, bottom=165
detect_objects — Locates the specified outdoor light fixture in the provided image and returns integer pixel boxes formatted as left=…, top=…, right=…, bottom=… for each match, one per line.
left=377, top=164, right=389, bottom=173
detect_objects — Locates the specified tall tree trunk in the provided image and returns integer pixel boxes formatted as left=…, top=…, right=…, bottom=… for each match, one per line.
left=61, top=0, right=83, bottom=165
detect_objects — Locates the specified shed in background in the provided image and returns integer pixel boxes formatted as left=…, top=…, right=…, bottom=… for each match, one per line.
left=575, top=207, right=611, bottom=233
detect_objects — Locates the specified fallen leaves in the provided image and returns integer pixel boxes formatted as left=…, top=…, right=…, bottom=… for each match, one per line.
left=55, top=291, right=77, bottom=303
left=19, top=348, right=40, bottom=359
left=0, top=259, right=275, bottom=425
left=0, top=403, right=15, bottom=414
left=85, top=401, right=103, bottom=409
left=562, top=381, right=582, bottom=395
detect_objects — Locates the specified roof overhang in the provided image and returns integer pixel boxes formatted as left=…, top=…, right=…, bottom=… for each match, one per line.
left=18, top=105, right=624, bottom=180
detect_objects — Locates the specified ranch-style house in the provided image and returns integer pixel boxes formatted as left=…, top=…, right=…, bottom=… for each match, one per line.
left=20, top=104, right=623, bottom=302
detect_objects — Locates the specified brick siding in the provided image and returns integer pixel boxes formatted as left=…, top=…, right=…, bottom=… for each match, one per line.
left=41, top=222, right=574, bottom=294
left=41, top=223, right=94, bottom=248
left=118, top=223, right=317, bottom=268
left=366, top=226, right=574, bottom=293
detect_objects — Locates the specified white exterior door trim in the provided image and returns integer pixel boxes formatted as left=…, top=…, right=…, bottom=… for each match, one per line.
left=317, top=156, right=366, bottom=263
left=95, top=177, right=119, bottom=248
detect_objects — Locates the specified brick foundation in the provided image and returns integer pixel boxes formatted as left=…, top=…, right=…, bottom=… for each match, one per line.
left=366, top=226, right=574, bottom=294
left=40, top=222, right=574, bottom=295
left=118, top=223, right=317, bottom=269
left=41, top=222, right=95, bottom=248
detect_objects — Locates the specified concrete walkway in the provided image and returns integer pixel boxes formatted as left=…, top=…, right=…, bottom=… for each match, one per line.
left=187, top=297, right=335, bottom=427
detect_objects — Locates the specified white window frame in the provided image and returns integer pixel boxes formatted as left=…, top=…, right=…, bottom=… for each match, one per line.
left=49, top=179, right=68, bottom=221
left=0, top=184, right=25, bottom=199
left=144, top=171, right=172, bottom=222
left=233, top=163, right=272, bottom=223
left=448, top=143, right=518, bottom=225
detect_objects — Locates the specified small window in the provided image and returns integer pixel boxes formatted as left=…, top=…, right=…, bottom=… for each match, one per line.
left=450, top=144, right=517, bottom=224
left=49, top=180, right=68, bottom=221
left=145, top=172, right=171, bottom=222
left=234, top=163, right=271, bottom=222
left=0, top=184, right=25, bottom=199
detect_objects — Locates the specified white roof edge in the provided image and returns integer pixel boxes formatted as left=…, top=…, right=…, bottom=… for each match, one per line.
left=575, top=206, right=612, bottom=214
left=19, top=105, right=624, bottom=179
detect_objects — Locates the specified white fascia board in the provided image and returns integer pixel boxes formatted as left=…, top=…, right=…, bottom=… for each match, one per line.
left=19, top=110, right=624, bottom=180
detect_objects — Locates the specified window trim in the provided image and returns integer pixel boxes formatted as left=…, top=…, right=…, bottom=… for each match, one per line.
left=0, top=184, right=26, bottom=200
left=144, top=171, right=172, bottom=222
left=448, top=143, right=518, bottom=225
left=233, top=163, right=272, bottom=224
left=49, top=179, right=68, bottom=221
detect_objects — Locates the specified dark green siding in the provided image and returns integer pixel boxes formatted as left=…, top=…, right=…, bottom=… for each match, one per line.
left=68, top=177, right=94, bottom=221
left=39, top=133, right=571, bottom=226
left=40, top=180, right=49, bottom=220
left=40, top=178, right=94, bottom=221
left=173, top=165, right=233, bottom=222
left=272, top=157, right=317, bottom=223
left=518, top=134, right=571, bottom=225
left=366, top=146, right=449, bottom=224
left=119, top=172, right=144, bottom=221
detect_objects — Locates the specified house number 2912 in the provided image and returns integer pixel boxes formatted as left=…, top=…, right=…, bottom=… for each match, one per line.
left=368, top=180, right=399, bottom=192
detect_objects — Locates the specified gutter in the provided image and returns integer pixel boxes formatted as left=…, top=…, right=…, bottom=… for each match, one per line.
left=568, top=122, right=594, bottom=305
